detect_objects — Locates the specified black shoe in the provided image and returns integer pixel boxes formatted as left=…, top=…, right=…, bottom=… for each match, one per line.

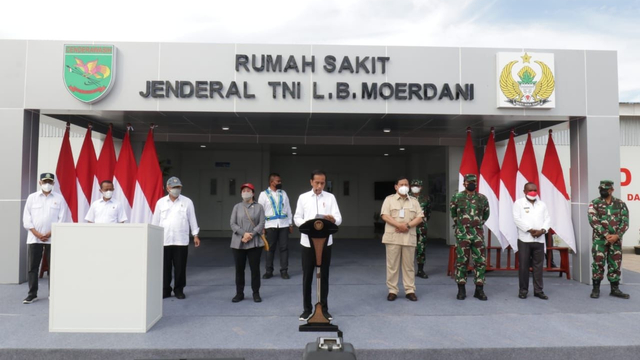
left=163, top=292, right=171, bottom=299
left=610, top=282, right=630, bottom=299
left=416, top=270, right=429, bottom=279
left=456, top=284, right=466, bottom=300
left=534, top=292, right=548, bottom=300
left=232, top=293, right=244, bottom=302
left=23, top=295, right=37, bottom=304
left=175, top=292, right=186, bottom=300
left=253, top=293, right=262, bottom=302
left=299, top=310, right=312, bottom=321
left=474, top=285, right=488, bottom=301
left=323, top=310, right=333, bottom=321
left=518, top=290, right=527, bottom=299
left=262, top=272, right=273, bottom=279
left=590, top=279, right=601, bottom=299
left=280, top=270, right=290, bottom=280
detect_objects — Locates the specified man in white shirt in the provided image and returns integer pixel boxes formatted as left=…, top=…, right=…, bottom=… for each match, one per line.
left=294, top=170, right=342, bottom=321
left=85, top=180, right=127, bottom=223
left=258, top=173, right=293, bottom=279
left=22, top=173, right=70, bottom=304
left=513, top=182, right=551, bottom=300
left=151, top=176, right=200, bottom=300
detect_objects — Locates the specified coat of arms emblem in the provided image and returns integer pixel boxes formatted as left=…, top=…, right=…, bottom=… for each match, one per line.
left=497, top=52, right=555, bottom=108
left=63, top=45, right=116, bottom=104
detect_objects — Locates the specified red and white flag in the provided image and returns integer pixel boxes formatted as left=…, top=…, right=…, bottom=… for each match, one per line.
left=113, top=125, right=137, bottom=221
left=96, top=124, right=116, bottom=184
left=516, top=132, right=540, bottom=200
left=459, top=128, right=479, bottom=191
left=55, top=123, right=77, bottom=222
left=75, top=125, right=99, bottom=222
left=498, top=130, right=519, bottom=250
left=130, top=126, right=164, bottom=224
left=540, top=130, right=576, bottom=252
left=479, top=128, right=507, bottom=249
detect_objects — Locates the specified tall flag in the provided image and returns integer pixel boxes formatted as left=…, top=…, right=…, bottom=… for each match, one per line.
left=55, top=123, right=78, bottom=222
left=479, top=128, right=507, bottom=249
left=498, top=130, right=519, bottom=250
left=131, top=125, right=164, bottom=223
left=96, top=124, right=116, bottom=183
left=113, top=125, right=137, bottom=220
left=540, top=130, right=576, bottom=251
left=516, top=131, right=540, bottom=200
left=75, top=125, right=99, bottom=222
left=459, top=127, right=479, bottom=191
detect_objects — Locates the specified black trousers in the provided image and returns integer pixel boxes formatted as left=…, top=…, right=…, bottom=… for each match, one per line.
left=518, top=240, right=544, bottom=294
left=232, top=247, right=263, bottom=294
left=163, top=245, right=188, bottom=294
left=28, top=243, right=50, bottom=297
left=264, top=227, right=289, bottom=273
left=301, top=243, right=332, bottom=312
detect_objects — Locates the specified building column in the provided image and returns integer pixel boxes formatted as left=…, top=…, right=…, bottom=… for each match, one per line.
left=446, top=146, right=463, bottom=245
left=0, top=110, right=39, bottom=284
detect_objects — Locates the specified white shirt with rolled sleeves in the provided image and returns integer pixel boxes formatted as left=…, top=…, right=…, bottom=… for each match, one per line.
left=85, top=198, right=128, bottom=223
left=258, top=188, right=292, bottom=229
left=512, top=197, right=551, bottom=243
left=151, top=195, right=200, bottom=246
left=294, top=190, right=342, bottom=247
left=23, top=191, right=69, bottom=244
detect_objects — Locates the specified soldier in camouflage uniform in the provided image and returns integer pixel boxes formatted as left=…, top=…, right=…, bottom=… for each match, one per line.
left=588, top=180, right=630, bottom=299
left=410, top=179, right=431, bottom=279
left=449, top=174, right=490, bottom=301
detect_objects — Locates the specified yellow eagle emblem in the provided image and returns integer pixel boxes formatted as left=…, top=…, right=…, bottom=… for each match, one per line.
left=499, top=54, right=555, bottom=107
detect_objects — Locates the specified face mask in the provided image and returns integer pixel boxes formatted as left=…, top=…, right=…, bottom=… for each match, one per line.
left=465, top=183, right=476, bottom=192
left=241, top=192, right=253, bottom=200
left=275, top=184, right=282, bottom=190
left=526, top=191, right=537, bottom=201
left=103, top=190, right=113, bottom=199
left=411, top=187, right=421, bottom=194
left=398, top=186, right=409, bottom=195
left=599, top=189, right=610, bottom=198
left=41, top=183, right=53, bottom=192
left=169, top=188, right=181, bottom=197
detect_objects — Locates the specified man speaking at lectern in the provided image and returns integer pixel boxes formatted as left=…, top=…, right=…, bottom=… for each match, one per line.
left=294, top=170, right=342, bottom=322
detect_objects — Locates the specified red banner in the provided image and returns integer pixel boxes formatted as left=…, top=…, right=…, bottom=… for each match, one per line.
left=68, top=86, right=105, bottom=94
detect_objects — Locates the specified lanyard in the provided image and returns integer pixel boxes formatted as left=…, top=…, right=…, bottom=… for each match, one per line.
left=266, top=188, right=287, bottom=220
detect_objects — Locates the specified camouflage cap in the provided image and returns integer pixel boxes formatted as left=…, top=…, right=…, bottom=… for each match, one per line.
left=464, top=174, right=477, bottom=182
left=410, top=179, right=423, bottom=186
left=599, top=180, right=613, bottom=189
left=167, top=176, right=182, bottom=187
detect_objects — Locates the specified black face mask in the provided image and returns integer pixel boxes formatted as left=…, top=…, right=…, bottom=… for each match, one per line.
left=275, top=184, right=283, bottom=190
left=599, top=189, right=610, bottom=198
left=465, top=183, right=477, bottom=192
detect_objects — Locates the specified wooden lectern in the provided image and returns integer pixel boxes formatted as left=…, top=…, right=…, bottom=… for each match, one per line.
left=298, top=217, right=339, bottom=332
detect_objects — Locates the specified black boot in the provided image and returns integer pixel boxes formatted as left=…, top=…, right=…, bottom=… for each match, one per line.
left=416, top=264, right=428, bottom=279
left=474, top=285, right=488, bottom=301
left=610, top=281, right=630, bottom=299
left=590, top=279, right=600, bottom=299
left=456, top=284, right=466, bottom=300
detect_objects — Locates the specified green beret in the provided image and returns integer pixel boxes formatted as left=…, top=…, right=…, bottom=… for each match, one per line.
left=410, top=179, right=423, bottom=186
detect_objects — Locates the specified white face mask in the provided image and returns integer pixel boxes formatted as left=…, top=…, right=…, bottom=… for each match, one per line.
left=41, top=183, right=53, bottom=192
left=103, top=190, right=113, bottom=199
left=398, top=186, right=409, bottom=195
left=411, top=186, right=421, bottom=194
left=169, top=188, right=181, bottom=197
left=241, top=192, right=253, bottom=200
left=526, top=195, right=537, bottom=201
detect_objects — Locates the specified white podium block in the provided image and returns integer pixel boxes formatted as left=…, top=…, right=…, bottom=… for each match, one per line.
left=49, top=223, right=164, bottom=333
